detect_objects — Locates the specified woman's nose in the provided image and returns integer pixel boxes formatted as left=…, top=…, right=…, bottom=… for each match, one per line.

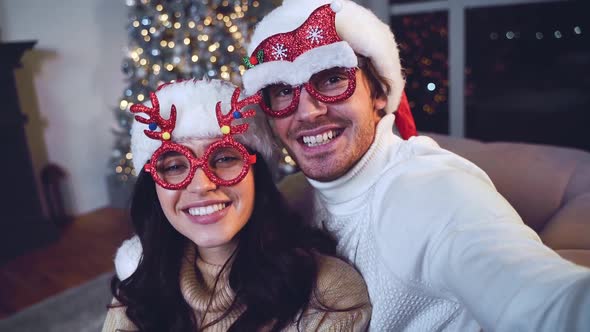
left=185, top=167, right=216, bottom=193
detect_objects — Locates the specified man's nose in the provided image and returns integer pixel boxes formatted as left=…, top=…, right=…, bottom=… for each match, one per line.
left=185, top=167, right=216, bottom=193
left=294, top=88, right=328, bottom=122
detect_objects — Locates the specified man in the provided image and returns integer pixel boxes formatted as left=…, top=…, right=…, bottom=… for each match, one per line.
left=241, top=0, right=590, bottom=330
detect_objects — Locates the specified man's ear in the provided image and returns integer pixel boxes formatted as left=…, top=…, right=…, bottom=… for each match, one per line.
left=373, top=95, right=388, bottom=121
left=373, top=94, right=387, bottom=111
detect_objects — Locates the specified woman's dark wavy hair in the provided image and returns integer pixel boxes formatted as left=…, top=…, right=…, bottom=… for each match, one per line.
left=110, top=153, right=340, bottom=331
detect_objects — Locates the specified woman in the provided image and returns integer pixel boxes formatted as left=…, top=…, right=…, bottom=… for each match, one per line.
left=102, top=79, right=371, bottom=331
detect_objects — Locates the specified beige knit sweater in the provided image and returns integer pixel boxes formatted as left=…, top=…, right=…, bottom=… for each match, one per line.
left=102, top=245, right=371, bottom=331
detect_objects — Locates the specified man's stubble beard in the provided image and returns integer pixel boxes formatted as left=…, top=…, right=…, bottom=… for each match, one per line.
left=287, top=119, right=378, bottom=183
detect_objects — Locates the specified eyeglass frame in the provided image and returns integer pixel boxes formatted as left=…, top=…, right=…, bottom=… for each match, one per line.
left=259, top=66, right=359, bottom=118
left=144, top=136, right=257, bottom=190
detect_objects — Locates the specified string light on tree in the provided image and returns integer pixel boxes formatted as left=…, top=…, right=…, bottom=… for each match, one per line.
left=109, top=0, right=279, bottom=189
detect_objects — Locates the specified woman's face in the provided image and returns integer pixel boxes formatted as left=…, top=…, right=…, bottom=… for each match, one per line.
left=155, top=137, right=255, bottom=264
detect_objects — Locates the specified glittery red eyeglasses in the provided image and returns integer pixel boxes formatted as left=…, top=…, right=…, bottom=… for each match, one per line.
left=131, top=84, right=261, bottom=189
left=260, top=66, right=357, bottom=118
left=144, top=134, right=257, bottom=190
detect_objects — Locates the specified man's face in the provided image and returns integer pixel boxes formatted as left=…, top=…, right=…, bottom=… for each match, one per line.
left=270, top=70, right=386, bottom=182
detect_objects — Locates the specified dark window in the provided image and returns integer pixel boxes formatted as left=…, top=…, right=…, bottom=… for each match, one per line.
left=391, top=12, right=449, bottom=134
left=466, top=1, right=590, bottom=150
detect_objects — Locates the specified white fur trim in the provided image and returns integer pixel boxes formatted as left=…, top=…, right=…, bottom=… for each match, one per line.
left=130, top=79, right=276, bottom=172
left=246, top=0, right=404, bottom=114
left=114, top=235, right=142, bottom=280
left=336, top=0, right=404, bottom=114
left=242, top=41, right=357, bottom=96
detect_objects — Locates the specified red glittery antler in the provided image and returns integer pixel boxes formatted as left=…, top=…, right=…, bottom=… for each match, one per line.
left=130, top=92, right=177, bottom=141
left=215, top=88, right=262, bottom=135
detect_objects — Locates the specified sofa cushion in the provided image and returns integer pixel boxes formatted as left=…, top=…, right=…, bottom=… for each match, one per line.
left=427, top=133, right=590, bottom=251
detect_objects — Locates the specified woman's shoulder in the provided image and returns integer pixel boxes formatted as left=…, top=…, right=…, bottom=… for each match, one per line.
left=315, top=255, right=361, bottom=277
left=102, top=298, right=137, bottom=332
left=294, top=255, right=371, bottom=331
left=313, top=254, right=370, bottom=308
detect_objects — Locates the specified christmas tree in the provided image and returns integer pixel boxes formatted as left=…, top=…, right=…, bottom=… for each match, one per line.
left=108, top=0, right=279, bottom=203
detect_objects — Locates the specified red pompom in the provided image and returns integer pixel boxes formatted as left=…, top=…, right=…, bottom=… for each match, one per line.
left=250, top=56, right=258, bottom=65
left=395, top=91, right=418, bottom=139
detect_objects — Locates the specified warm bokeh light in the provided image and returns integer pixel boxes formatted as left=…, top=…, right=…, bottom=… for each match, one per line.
left=111, top=0, right=279, bottom=184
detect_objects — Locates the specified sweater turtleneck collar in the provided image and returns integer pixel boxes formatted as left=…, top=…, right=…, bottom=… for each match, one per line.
left=307, top=114, right=401, bottom=205
left=179, top=245, right=237, bottom=315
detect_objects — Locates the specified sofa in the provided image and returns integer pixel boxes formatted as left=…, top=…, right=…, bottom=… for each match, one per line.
left=279, top=134, right=590, bottom=268
left=427, top=133, right=590, bottom=267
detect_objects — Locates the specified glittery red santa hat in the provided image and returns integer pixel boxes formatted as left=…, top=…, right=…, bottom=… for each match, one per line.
left=242, top=0, right=417, bottom=139
left=130, top=79, right=275, bottom=172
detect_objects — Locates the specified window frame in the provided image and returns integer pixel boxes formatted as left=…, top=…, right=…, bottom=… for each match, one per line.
left=365, top=0, right=568, bottom=137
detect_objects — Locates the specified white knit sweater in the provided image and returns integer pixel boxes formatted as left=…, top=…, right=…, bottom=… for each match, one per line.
left=301, top=114, right=590, bottom=331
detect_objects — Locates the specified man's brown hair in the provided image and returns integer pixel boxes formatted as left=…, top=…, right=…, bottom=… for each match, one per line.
left=358, top=55, right=392, bottom=115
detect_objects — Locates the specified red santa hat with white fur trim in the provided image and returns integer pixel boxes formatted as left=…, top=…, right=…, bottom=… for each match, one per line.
left=242, top=0, right=417, bottom=139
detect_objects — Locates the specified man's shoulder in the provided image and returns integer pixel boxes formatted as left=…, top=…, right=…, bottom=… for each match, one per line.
left=375, top=159, right=504, bottom=224
left=378, top=139, right=495, bottom=198
left=371, top=140, right=512, bottom=235
left=395, top=134, right=488, bottom=173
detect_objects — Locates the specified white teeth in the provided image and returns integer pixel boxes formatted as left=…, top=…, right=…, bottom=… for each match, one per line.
left=302, top=130, right=338, bottom=147
left=188, top=203, right=226, bottom=216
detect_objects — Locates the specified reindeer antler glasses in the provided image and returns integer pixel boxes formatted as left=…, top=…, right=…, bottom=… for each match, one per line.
left=131, top=85, right=262, bottom=190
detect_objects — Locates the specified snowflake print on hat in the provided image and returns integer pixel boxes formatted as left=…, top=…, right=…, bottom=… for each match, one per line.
left=247, top=4, right=343, bottom=65
left=306, top=26, right=324, bottom=44
left=271, top=43, right=288, bottom=60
